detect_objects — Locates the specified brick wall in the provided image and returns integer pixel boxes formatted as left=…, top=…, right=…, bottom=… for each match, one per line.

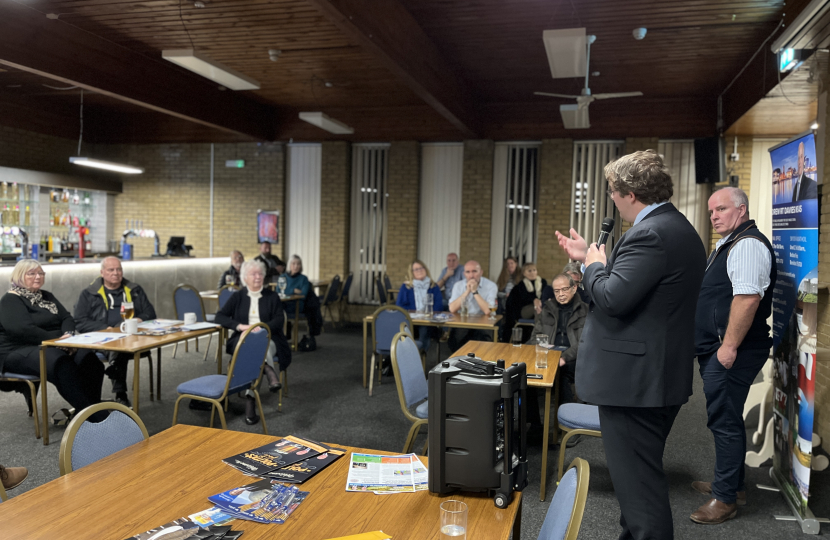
left=0, top=125, right=85, bottom=175
left=385, top=141, right=420, bottom=288
left=318, top=142, right=351, bottom=282
left=460, top=140, right=494, bottom=275
left=110, top=142, right=285, bottom=262
left=537, top=139, right=574, bottom=280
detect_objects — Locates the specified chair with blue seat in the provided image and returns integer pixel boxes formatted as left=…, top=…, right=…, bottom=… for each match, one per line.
left=390, top=330, right=429, bottom=454
left=58, top=402, right=149, bottom=475
left=172, top=323, right=270, bottom=434
left=217, top=285, right=238, bottom=309
left=338, top=272, right=354, bottom=323
left=369, top=305, right=424, bottom=396
left=320, top=274, right=342, bottom=330
left=556, top=403, right=602, bottom=481
left=0, top=372, right=40, bottom=440
left=173, top=283, right=213, bottom=361
left=538, top=457, right=590, bottom=540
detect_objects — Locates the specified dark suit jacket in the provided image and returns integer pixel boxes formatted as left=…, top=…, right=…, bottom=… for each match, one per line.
left=576, top=203, right=706, bottom=408
left=792, top=173, right=817, bottom=202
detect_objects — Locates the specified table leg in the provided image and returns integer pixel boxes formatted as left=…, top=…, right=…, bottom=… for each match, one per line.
left=362, top=319, right=368, bottom=388
left=40, top=346, right=49, bottom=446
left=293, top=301, right=300, bottom=350
left=540, top=386, right=552, bottom=501
left=492, top=327, right=498, bottom=343
left=512, top=495, right=522, bottom=539
left=132, top=352, right=141, bottom=415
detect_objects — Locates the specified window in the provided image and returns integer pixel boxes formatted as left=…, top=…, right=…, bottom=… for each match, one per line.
left=571, top=141, right=624, bottom=247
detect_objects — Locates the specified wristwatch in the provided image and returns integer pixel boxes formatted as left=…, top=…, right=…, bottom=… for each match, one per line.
left=472, top=291, right=479, bottom=296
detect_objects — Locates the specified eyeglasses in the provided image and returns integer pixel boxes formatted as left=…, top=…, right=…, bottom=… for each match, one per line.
left=553, top=286, right=574, bottom=294
left=25, top=271, right=45, bottom=277
left=248, top=272, right=264, bottom=277
left=606, top=187, right=617, bottom=197
left=412, top=266, right=426, bottom=272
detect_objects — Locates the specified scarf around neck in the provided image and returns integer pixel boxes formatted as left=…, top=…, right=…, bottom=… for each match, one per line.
left=412, top=277, right=431, bottom=311
left=523, top=277, right=543, bottom=299
left=10, top=284, right=58, bottom=314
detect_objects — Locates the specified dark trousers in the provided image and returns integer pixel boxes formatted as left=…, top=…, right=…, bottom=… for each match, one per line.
left=447, top=328, right=492, bottom=352
left=698, top=348, right=768, bottom=503
left=98, top=351, right=131, bottom=394
left=5, top=347, right=104, bottom=412
left=598, top=404, right=682, bottom=540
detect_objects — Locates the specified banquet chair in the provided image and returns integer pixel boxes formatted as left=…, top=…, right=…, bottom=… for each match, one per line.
left=172, top=283, right=212, bottom=361
left=172, top=323, right=270, bottom=434
left=0, top=372, right=40, bottom=439
left=390, top=330, right=429, bottom=454
left=375, top=276, right=388, bottom=305
left=217, top=285, right=238, bottom=309
left=338, top=272, right=354, bottom=323
left=538, top=458, right=590, bottom=540
left=369, top=305, right=423, bottom=396
left=384, top=273, right=397, bottom=303
left=320, top=274, right=342, bottom=330
left=557, top=403, right=602, bottom=481
left=59, top=402, right=149, bottom=475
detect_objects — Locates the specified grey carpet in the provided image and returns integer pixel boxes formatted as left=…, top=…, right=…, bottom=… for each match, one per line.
left=0, top=325, right=826, bottom=539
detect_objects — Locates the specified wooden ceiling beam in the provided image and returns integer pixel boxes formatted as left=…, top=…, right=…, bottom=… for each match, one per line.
left=0, top=1, right=278, bottom=141
left=306, top=0, right=479, bottom=137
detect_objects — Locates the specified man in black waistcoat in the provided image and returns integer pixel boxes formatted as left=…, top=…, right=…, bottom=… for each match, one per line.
left=690, top=187, right=775, bottom=524
left=556, top=150, right=705, bottom=540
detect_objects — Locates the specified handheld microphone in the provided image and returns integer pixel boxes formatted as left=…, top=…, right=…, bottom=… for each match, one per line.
left=596, top=218, right=615, bottom=247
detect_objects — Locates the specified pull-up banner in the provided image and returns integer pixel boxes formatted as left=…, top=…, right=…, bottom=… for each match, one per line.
left=768, top=131, right=818, bottom=518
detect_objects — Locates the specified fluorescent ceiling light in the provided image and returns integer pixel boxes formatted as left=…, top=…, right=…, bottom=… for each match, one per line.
left=162, top=49, right=260, bottom=91
left=542, top=28, right=587, bottom=79
left=69, top=157, right=144, bottom=174
left=299, top=112, right=354, bottom=134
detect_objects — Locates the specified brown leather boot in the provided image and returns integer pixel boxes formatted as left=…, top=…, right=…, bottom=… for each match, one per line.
left=690, top=498, right=738, bottom=524
left=0, top=465, right=29, bottom=491
left=691, top=481, right=746, bottom=506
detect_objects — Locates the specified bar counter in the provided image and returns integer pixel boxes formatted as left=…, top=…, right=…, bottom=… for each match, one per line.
left=0, top=257, right=228, bottom=319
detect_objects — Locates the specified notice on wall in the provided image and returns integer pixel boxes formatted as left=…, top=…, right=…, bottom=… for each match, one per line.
left=258, top=210, right=280, bottom=244
left=768, top=132, right=818, bottom=518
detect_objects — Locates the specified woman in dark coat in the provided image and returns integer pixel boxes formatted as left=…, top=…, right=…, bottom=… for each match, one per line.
left=215, top=259, right=292, bottom=423
left=0, top=260, right=104, bottom=423
left=503, top=262, right=548, bottom=342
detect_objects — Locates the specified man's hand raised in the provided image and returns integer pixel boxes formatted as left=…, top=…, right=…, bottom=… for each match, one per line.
left=555, top=228, right=588, bottom=263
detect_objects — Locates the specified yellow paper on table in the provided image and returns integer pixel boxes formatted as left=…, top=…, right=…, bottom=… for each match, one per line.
left=323, top=532, right=391, bottom=540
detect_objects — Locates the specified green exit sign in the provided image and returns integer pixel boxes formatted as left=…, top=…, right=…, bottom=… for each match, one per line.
left=225, top=160, right=245, bottom=168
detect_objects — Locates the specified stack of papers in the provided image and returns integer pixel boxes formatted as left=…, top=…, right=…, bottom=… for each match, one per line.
left=181, top=322, right=221, bottom=331
left=223, top=435, right=345, bottom=483
left=208, top=480, right=309, bottom=524
left=59, top=332, right=128, bottom=345
left=345, top=453, right=427, bottom=494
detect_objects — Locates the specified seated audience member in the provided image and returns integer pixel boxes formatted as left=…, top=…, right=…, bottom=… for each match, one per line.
left=254, top=241, right=285, bottom=284
left=0, top=464, right=27, bottom=491
left=496, top=256, right=520, bottom=311
left=436, top=252, right=464, bottom=310
left=396, top=260, right=443, bottom=349
left=541, top=262, right=590, bottom=305
left=504, top=262, right=548, bottom=342
left=215, top=260, right=291, bottom=424
left=529, top=273, right=587, bottom=404
left=279, top=255, right=323, bottom=341
left=74, top=257, right=157, bottom=407
left=448, top=260, right=498, bottom=350
left=0, top=260, right=105, bottom=424
left=218, top=250, right=244, bottom=288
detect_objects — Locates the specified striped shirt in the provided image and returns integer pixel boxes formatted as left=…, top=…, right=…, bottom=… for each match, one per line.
left=714, top=232, right=772, bottom=298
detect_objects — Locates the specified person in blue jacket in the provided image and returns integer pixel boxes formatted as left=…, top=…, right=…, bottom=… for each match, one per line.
left=280, top=255, right=310, bottom=314
left=396, top=260, right=442, bottom=349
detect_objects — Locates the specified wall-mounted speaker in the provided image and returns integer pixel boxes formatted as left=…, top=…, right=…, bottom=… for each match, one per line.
left=694, top=137, right=726, bottom=184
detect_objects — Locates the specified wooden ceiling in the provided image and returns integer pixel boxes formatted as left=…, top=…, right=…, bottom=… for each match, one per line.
left=0, top=0, right=804, bottom=143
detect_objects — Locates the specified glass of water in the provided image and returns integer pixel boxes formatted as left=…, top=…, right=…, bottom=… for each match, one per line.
left=511, top=327, right=523, bottom=347
left=535, top=333, right=549, bottom=369
left=440, top=500, right=467, bottom=540
left=426, top=293, right=434, bottom=317
left=277, top=275, right=287, bottom=297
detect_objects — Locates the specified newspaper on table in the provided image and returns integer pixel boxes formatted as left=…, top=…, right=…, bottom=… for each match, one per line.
left=58, top=332, right=128, bottom=345
left=345, top=453, right=428, bottom=494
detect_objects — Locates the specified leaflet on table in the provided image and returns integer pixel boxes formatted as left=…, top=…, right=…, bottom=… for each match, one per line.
left=122, top=508, right=236, bottom=540
left=323, top=533, right=392, bottom=540
left=373, top=455, right=428, bottom=495
left=410, top=313, right=452, bottom=321
left=222, top=435, right=328, bottom=476
left=59, top=332, right=128, bottom=345
left=208, top=479, right=309, bottom=524
left=138, top=319, right=183, bottom=329
left=264, top=446, right=346, bottom=483
left=345, top=453, right=428, bottom=494
left=181, top=322, right=221, bottom=331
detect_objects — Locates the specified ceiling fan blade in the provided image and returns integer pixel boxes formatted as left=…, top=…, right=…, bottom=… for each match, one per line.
left=534, top=91, right=581, bottom=99
left=592, top=91, right=644, bottom=100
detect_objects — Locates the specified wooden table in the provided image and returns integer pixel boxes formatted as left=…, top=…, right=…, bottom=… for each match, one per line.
left=38, top=325, right=223, bottom=445
left=200, top=289, right=220, bottom=300
left=362, top=311, right=501, bottom=388
left=0, top=425, right=523, bottom=540
left=451, top=341, right=561, bottom=502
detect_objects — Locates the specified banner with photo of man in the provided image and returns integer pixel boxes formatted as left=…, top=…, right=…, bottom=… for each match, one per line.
left=768, top=131, right=818, bottom=518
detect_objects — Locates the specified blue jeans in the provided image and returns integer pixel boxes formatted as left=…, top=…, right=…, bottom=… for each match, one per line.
left=698, top=347, right=768, bottom=503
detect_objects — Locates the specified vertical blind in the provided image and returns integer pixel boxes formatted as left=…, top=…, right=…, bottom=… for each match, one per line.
left=349, top=144, right=390, bottom=303
left=418, top=143, right=463, bottom=278
left=658, top=141, right=711, bottom=246
left=489, top=143, right=540, bottom=280
left=286, top=144, right=321, bottom=281
left=570, top=141, right=624, bottom=249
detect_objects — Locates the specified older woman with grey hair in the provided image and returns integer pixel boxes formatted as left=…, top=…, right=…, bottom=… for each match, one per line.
left=0, top=259, right=105, bottom=424
left=215, top=259, right=292, bottom=424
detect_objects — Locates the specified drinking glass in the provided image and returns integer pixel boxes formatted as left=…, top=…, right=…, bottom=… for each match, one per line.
left=225, top=274, right=234, bottom=287
left=489, top=304, right=498, bottom=320
left=121, top=301, right=134, bottom=321
left=425, top=293, right=434, bottom=317
left=511, top=327, right=523, bottom=347
left=460, top=301, right=468, bottom=317
left=277, top=276, right=287, bottom=297
left=535, top=333, right=549, bottom=369
left=440, top=500, right=467, bottom=540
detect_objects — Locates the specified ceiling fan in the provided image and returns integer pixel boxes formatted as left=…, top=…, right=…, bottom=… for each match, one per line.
left=535, top=34, right=643, bottom=129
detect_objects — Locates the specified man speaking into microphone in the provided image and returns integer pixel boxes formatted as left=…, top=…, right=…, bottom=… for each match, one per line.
left=556, top=150, right=705, bottom=540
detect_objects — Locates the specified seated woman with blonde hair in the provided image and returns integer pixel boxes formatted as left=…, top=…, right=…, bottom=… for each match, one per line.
left=396, top=260, right=442, bottom=348
left=496, top=256, right=520, bottom=311
left=503, top=262, right=547, bottom=342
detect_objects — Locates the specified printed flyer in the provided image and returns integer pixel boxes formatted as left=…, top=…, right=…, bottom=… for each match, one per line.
left=345, top=453, right=428, bottom=494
